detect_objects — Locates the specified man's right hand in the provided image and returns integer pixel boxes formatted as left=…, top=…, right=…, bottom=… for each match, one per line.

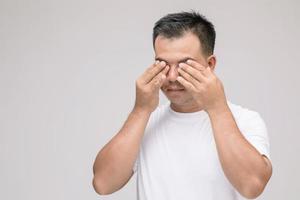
left=92, top=61, right=169, bottom=195
left=134, top=60, right=169, bottom=113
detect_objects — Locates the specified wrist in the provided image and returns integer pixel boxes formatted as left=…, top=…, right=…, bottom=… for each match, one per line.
left=206, top=102, right=231, bottom=118
left=132, top=106, right=152, bottom=116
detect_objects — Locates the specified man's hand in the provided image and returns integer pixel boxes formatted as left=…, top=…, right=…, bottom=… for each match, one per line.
left=176, top=59, right=227, bottom=113
left=134, top=61, right=169, bottom=113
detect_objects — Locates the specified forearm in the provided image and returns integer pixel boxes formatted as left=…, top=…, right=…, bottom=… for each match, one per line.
left=93, top=107, right=151, bottom=194
left=207, top=105, right=271, bottom=199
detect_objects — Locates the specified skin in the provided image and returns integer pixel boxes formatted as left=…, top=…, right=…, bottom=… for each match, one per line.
left=154, top=31, right=273, bottom=198
left=92, top=31, right=272, bottom=198
left=92, top=59, right=169, bottom=195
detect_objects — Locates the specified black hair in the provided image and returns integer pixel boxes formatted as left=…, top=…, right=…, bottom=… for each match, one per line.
left=152, top=10, right=216, bottom=57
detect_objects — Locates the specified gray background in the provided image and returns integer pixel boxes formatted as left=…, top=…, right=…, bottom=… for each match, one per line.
left=0, top=0, right=299, bottom=199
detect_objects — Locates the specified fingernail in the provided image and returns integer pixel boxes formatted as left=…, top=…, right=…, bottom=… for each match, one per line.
left=179, top=63, right=184, bottom=68
left=155, top=60, right=160, bottom=65
left=160, top=61, right=166, bottom=67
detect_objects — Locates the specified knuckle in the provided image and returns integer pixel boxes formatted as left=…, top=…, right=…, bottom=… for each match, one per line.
left=136, top=79, right=142, bottom=86
left=136, top=84, right=143, bottom=91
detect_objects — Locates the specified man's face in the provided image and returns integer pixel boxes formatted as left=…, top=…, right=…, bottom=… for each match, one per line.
left=154, top=31, right=207, bottom=106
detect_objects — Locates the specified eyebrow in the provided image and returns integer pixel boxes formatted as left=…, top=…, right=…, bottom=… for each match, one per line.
left=155, top=56, right=196, bottom=64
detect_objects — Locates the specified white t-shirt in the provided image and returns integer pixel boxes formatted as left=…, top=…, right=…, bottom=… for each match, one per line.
left=132, top=101, right=270, bottom=200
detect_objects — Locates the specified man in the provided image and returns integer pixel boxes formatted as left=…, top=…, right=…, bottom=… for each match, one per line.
left=92, top=11, right=273, bottom=200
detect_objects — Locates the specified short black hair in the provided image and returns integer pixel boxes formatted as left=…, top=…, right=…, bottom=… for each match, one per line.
left=152, top=10, right=216, bottom=57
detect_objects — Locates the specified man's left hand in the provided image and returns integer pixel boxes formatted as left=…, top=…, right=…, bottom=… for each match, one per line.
left=176, top=59, right=228, bottom=113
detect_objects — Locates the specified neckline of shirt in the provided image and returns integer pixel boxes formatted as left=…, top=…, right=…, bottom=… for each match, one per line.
left=165, top=102, right=208, bottom=121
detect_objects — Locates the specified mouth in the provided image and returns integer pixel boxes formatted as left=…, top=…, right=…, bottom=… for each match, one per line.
left=167, top=88, right=185, bottom=92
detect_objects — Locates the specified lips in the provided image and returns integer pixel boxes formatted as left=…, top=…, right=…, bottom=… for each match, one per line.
left=167, top=88, right=185, bottom=91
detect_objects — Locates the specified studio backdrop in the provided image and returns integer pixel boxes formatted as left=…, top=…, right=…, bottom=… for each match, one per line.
left=0, top=0, right=299, bottom=199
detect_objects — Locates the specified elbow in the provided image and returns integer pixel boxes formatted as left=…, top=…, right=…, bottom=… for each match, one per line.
left=240, top=161, right=273, bottom=199
left=239, top=175, right=271, bottom=199
left=92, top=175, right=113, bottom=195
left=240, top=178, right=264, bottom=199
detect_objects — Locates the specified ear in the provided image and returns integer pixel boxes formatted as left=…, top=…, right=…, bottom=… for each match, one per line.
left=206, top=55, right=217, bottom=71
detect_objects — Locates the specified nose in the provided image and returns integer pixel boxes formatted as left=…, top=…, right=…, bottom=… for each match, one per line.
left=166, top=64, right=179, bottom=82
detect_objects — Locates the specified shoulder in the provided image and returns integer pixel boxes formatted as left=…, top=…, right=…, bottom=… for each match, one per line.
left=227, top=100, right=268, bottom=135
left=227, top=100, right=268, bottom=137
left=227, top=101, right=265, bottom=124
left=227, top=101, right=271, bottom=159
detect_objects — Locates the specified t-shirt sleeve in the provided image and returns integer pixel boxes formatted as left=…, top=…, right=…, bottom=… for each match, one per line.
left=236, top=110, right=271, bottom=161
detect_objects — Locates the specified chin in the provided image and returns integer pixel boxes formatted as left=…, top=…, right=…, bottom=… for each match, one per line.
left=164, top=94, right=191, bottom=105
left=168, top=98, right=182, bottom=105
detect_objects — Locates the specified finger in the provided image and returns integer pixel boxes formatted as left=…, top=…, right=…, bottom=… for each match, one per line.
left=147, top=60, right=159, bottom=70
left=176, top=76, right=195, bottom=92
left=152, top=60, right=160, bottom=68
left=177, top=67, right=201, bottom=88
left=141, top=62, right=158, bottom=79
left=149, top=65, right=169, bottom=89
left=142, top=61, right=167, bottom=84
left=203, top=67, right=217, bottom=81
left=178, top=62, right=207, bottom=83
left=161, top=64, right=170, bottom=75
left=186, top=59, right=209, bottom=77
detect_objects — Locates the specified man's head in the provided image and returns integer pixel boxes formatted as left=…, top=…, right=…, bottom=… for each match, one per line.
left=152, top=11, right=217, bottom=109
left=153, top=11, right=216, bottom=58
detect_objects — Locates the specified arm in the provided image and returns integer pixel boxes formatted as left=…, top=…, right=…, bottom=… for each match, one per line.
left=176, top=59, right=272, bottom=199
left=92, top=107, right=151, bottom=195
left=92, top=60, right=169, bottom=195
left=207, top=105, right=273, bottom=199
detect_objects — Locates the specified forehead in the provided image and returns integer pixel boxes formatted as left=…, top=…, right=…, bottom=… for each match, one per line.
left=154, top=32, right=204, bottom=63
